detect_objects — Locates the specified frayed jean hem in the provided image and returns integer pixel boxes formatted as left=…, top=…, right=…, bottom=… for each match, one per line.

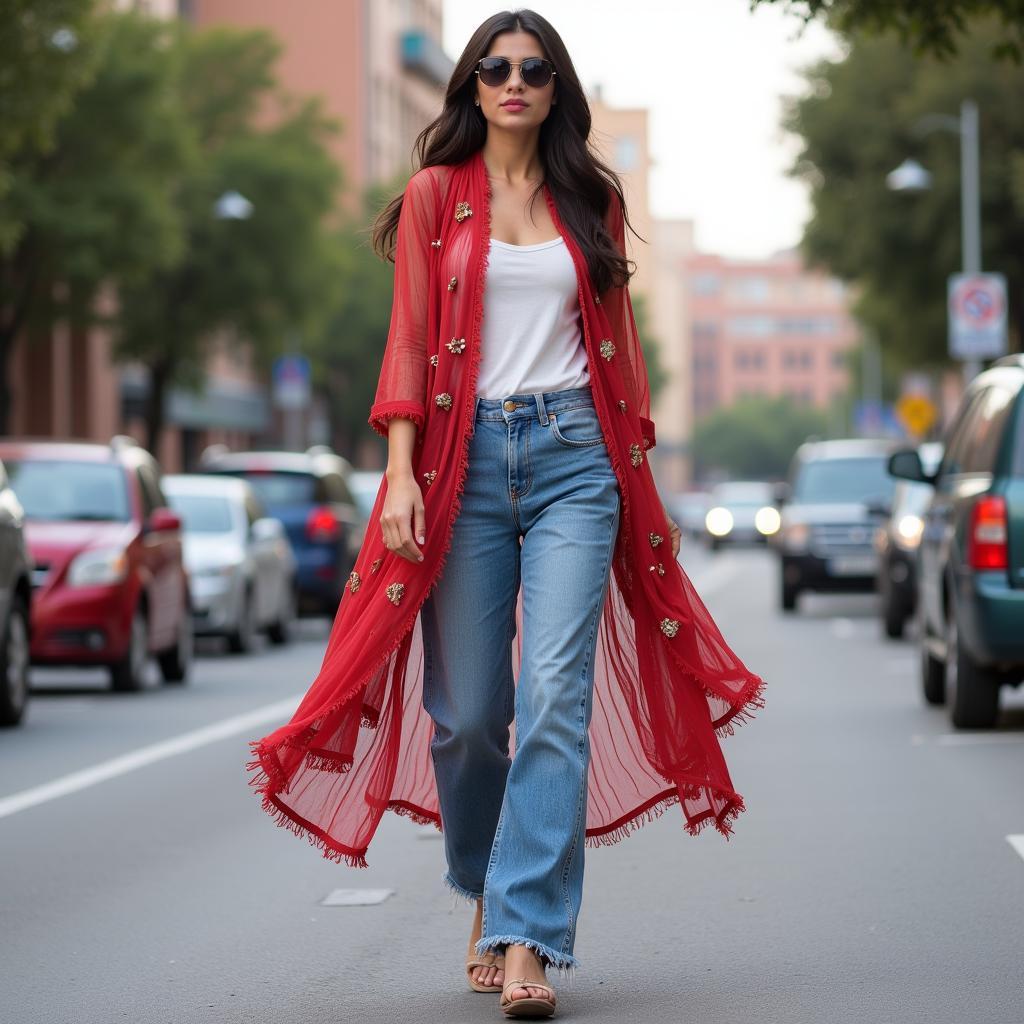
left=443, top=871, right=483, bottom=906
left=475, top=933, right=579, bottom=980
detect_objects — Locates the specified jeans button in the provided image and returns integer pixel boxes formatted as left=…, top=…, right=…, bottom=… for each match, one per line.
left=503, top=400, right=516, bottom=412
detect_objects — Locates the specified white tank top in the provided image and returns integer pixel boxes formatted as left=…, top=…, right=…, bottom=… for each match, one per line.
left=476, top=235, right=590, bottom=399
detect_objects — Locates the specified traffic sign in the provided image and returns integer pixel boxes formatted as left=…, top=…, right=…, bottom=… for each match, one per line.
left=272, top=354, right=311, bottom=410
left=895, top=394, right=937, bottom=438
left=948, top=273, right=1007, bottom=360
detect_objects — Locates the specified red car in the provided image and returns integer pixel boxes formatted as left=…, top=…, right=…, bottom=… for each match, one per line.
left=0, top=436, right=193, bottom=691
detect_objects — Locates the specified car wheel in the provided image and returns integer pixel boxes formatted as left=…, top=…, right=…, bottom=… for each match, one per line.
left=110, top=607, right=149, bottom=692
left=227, top=587, right=256, bottom=654
left=0, top=594, right=30, bottom=727
left=946, top=610, right=1000, bottom=729
left=158, top=603, right=193, bottom=684
left=780, top=573, right=799, bottom=613
left=266, top=581, right=296, bottom=646
left=882, top=595, right=906, bottom=640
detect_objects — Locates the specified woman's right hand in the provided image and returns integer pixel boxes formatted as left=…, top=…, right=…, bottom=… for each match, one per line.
left=380, top=471, right=426, bottom=563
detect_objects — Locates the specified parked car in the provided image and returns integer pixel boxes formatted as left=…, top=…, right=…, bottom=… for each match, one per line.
left=775, top=439, right=896, bottom=611
left=0, top=458, right=32, bottom=726
left=876, top=442, right=944, bottom=639
left=889, top=357, right=1024, bottom=728
left=348, top=469, right=385, bottom=522
left=163, top=475, right=297, bottom=652
left=703, top=480, right=780, bottom=550
left=198, top=445, right=366, bottom=616
left=669, top=490, right=712, bottom=540
left=0, top=437, right=192, bottom=691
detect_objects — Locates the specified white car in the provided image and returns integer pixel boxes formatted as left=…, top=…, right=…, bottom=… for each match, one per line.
left=163, top=475, right=297, bottom=652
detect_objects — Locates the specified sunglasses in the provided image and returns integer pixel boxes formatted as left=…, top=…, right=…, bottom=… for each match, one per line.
left=475, top=56, right=557, bottom=89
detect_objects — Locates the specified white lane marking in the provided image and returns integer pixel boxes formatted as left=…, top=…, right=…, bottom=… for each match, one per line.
left=321, top=888, right=394, bottom=906
left=0, top=695, right=301, bottom=821
left=1007, top=836, right=1024, bottom=863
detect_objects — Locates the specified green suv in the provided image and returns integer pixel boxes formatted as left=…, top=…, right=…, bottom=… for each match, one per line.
left=889, top=356, right=1024, bottom=728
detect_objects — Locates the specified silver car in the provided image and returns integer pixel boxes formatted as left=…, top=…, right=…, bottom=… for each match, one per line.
left=0, top=458, right=31, bottom=726
left=162, top=475, right=297, bottom=653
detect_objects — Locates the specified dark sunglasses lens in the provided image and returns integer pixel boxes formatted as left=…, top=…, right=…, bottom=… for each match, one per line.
left=479, top=57, right=510, bottom=85
left=521, top=59, right=553, bottom=87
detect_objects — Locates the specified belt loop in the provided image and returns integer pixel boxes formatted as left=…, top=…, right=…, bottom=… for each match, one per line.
left=534, top=391, right=547, bottom=425
left=473, top=395, right=480, bottom=421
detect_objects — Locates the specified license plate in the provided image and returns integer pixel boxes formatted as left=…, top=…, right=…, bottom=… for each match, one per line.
left=828, top=556, right=877, bottom=577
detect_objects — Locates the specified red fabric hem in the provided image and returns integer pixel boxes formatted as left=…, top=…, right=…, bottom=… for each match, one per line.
left=367, top=401, right=426, bottom=438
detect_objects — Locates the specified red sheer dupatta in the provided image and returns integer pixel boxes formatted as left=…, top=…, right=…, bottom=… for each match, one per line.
left=245, top=151, right=764, bottom=868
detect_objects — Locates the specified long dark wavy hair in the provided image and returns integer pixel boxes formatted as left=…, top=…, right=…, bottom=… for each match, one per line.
left=371, top=8, right=641, bottom=294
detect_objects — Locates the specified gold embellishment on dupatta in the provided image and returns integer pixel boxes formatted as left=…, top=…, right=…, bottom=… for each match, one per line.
left=617, top=399, right=627, bottom=412
left=629, top=443, right=643, bottom=468
left=454, top=201, right=473, bottom=222
left=446, top=337, right=466, bottom=354
left=431, top=238, right=442, bottom=248
left=385, top=582, right=405, bottom=605
left=660, top=618, right=680, bottom=638
left=595, top=295, right=602, bottom=305
left=448, top=275, right=458, bottom=291
left=435, top=392, right=453, bottom=411
left=649, top=563, right=665, bottom=576
left=347, top=571, right=361, bottom=593
left=649, top=532, right=663, bottom=547
left=422, top=469, right=437, bottom=485
left=600, top=338, right=616, bottom=361
left=429, top=354, right=439, bottom=367
left=370, top=557, right=383, bottom=575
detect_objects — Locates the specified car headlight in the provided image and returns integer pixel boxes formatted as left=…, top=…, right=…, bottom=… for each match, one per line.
left=755, top=506, right=781, bottom=536
left=705, top=507, right=734, bottom=537
left=783, top=523, right=810, bottom=552
left=67, top=547, right=129, bottom=587
left=895, top=514, right=924, bottom=550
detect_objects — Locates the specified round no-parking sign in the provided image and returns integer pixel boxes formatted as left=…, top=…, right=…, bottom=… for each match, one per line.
left=948, top=273, right=1008, bottom=360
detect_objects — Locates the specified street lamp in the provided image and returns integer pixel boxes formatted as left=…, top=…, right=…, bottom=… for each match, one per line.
left=887, top=99, right=983, bottom=380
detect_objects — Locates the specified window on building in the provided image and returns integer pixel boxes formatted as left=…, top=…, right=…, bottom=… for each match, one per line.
left=615, top=136, right=640, bottom=171
left=692, top=273, right=721, bottom=295
left=730, top=315, right=776, bottom=337
left=692, top=320, right=719, bottom=340
left=732, top=276, right=770, bottom=302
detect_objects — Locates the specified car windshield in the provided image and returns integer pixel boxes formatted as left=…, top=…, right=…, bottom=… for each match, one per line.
left=167, top=493, right=235, bottom=534
left=712, top=483, right=773, bottom=507
left=217, top=471, right=315, bottom=507
left=6, top=459, right=130, bottom=522
left=793, top=456, right=894, bottom=505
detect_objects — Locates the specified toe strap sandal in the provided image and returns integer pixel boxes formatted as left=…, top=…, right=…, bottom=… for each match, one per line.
left=499, top=977, right=557, bottom=1019
left=466, top=942, right=505, bottom=993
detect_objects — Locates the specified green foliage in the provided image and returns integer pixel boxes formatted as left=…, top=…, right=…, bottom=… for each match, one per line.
left=0, top=0, right=97, bottom=251
left=751, top=0, right=1024, bottom=59
left=785, top=19, right=1024, bottom=371
left=692, top=395, right=832, bottom=479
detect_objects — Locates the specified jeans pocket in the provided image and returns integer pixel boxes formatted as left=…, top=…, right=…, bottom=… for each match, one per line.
left=547, top=406, right=604, bottom=448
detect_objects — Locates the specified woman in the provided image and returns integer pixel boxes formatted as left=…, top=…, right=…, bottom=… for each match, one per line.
left=247, top=9, right=764, bottom=1020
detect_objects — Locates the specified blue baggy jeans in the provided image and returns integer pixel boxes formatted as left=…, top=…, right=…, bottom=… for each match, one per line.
left=420, top=385, right=621, bottom=974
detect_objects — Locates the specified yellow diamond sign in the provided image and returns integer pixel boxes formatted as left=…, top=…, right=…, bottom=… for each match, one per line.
left=896, top=394, right=937, bottom=438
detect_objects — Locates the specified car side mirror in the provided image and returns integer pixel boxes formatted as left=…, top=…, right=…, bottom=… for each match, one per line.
left=148, top=507, right=182, bottom=533
left=888, top=449, right=932, bottom=485
left=251, top=516, right=284, bottom=542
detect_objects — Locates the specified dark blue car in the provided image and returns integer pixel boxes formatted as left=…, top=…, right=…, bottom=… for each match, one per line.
left=199, top=446, right=366, bottom=616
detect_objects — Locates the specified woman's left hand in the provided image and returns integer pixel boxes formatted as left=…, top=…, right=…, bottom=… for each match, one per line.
left=661, top=504, right=682, bottom=559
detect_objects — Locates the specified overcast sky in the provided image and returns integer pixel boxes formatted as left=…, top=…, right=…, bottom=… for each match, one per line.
left=442, top=1, right=842, bottom=260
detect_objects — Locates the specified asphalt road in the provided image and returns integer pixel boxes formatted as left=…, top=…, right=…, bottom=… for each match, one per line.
left=2, top=547, right=1023, bottom=1024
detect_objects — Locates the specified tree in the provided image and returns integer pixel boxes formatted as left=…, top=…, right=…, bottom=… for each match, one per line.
left=0, top=0, right=96, bottom=252
left=692, top=395, right=832, bottom=479
left=115, top=25, right=341, bottom=452
left=751, top=1, right=1024, bottom=59
left=784, top=19, right=1024, bottom=373
left=0, top=9, right=188, bottom=434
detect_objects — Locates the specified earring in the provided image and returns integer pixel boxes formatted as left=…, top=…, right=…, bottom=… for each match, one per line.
left=474, top=98, right=480, bottom=106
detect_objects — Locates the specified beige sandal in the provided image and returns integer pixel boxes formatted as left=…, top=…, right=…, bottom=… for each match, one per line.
left=466, top=940, right=506, bottom=993
left=499, top=977, right=557, bottom=1018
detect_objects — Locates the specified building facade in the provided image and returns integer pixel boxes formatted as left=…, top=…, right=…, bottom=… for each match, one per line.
left=687, top=249, right=857, bottom=422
